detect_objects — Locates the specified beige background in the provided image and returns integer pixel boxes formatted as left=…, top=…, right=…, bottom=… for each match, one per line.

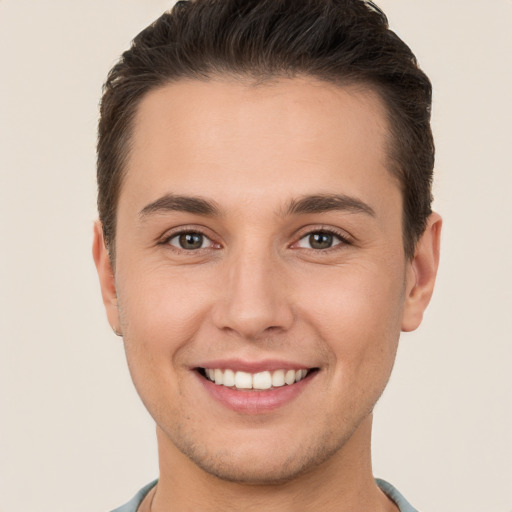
left=1, top=1, right=511, bottom=511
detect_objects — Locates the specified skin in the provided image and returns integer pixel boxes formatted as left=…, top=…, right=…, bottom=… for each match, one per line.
left=94, top=77, right=441, bottom=511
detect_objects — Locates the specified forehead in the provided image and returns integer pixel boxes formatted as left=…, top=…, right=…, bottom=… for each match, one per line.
left=122, top=77, right=398, bottom=216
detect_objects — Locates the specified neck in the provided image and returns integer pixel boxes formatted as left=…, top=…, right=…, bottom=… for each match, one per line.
left=150, top=415, right=398, bottom=512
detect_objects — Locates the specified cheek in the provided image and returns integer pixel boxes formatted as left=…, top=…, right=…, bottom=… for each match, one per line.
left=296, top=262, right=405, bottom=370
left=118, top=264, right=211, bottom=336
left=115, top=272, right=208, bottom=421
left=115, top=268, right=215, bottom=394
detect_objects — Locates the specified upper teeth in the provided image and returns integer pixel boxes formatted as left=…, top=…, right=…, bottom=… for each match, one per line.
left=204, top=368, right=309, bottom=390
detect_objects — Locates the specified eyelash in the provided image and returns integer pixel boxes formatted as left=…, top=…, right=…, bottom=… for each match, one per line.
left=295, top=228, right=351, bottom=251
left=161, top=228, right=218, bottom=252
left=160, top=227, right=352, bottom=253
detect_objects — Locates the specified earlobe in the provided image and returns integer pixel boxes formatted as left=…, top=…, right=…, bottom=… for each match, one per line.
left=401, top=213, right=442, bottom=332
left=92, top=221, right=121, bottom=334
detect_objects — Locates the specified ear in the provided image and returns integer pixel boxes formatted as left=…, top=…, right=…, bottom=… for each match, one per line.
left=92, top=220, right=121, bottom=335
left=401, top=213, right=442, bottom=332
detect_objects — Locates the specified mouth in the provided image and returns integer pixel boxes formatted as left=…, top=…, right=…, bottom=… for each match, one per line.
left=196, top=367, right=319, bottom=390
left=193, top=359, right=320, bottom=413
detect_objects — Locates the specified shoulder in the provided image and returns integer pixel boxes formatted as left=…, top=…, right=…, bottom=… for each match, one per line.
left=111, top=478, right=417, bottom=512
left=375, top=478, right=420, bottom=512
left=110, top=480, right=158, bottom=512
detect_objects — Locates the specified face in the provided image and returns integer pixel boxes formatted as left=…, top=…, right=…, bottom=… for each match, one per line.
left=94, top=77, right=439, bottom=484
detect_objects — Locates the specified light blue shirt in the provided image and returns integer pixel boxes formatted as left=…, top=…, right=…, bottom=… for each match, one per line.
left=111, top=478, right=419, bottom=511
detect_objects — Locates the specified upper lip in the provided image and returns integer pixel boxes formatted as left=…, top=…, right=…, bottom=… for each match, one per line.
left=194, top=359, right=316, bottom=373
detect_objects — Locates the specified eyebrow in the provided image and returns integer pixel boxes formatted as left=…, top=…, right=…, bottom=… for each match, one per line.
left=139, top=194, right=221, bottom=220
left=284, top=193, right=375, bottom=217
left=138, top=192, right=375, bottom=221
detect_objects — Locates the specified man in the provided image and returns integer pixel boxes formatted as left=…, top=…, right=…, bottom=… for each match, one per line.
left=93, top=0, right=441, bottom=510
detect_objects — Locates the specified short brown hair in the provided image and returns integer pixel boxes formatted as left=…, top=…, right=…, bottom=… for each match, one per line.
left=97, top=0, right=434, bottom=260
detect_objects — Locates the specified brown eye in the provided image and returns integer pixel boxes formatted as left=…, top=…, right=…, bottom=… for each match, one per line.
left=309, top=232, right=333, bottom=249
left=297, top=231, right=343, bottom=250
left=168, top=232, right=208, bottom=250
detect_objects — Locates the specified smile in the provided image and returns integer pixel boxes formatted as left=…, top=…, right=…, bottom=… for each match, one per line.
left=195, top=362, right=319, bottom=413
left=201, top=368, right=311, bottom=390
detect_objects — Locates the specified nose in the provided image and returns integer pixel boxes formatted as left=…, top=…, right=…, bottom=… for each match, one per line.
left=211, top=246, right=294, bottom=340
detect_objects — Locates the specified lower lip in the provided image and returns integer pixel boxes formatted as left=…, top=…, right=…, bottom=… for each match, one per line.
left=196, top=372, right=316, bottom=414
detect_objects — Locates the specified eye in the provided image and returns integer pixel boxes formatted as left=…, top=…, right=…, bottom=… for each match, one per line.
left=297, top=230, right=345, bottom=250
left=167, top=231, right=213, bottom=250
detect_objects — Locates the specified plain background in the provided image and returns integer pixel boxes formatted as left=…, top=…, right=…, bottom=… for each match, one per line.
left=1, top=1, right=511, bottom=511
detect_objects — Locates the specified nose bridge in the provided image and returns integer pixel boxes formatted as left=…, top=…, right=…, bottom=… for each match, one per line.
left=213, top=238, right=293, bottom=339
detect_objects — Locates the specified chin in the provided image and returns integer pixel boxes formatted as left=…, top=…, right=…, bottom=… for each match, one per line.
left=187, top=450, right=324, bottom=485
left=168, top=421, right=349, bottom=486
